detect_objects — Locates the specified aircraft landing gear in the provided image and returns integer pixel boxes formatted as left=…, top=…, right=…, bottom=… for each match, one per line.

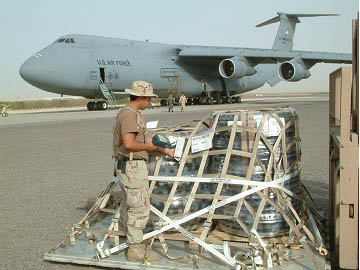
left=98, top=101, right=108, bottom=110
left=206, top=97, right=213, bottom=105
left=87, top=101, right=108, bottom=111
left=199, top=97, right=213, bottom=105
left=214, top=96, right=223, bottom=104
left=87, top=102, right=95, bottom=111
left=160, top=99, right=168, bottom=107
left=222, top=96, right=241, bottom=104
left=185, top=95, right=241, bottom=106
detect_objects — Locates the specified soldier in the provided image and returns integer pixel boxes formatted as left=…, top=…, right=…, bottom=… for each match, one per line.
left=179, top=93, right=187, bottom=112
left=200, top=78, right=206, bottom=92
left=167, top=93, right=174, bottom=112
left=113, top=81, right=175, bottom=262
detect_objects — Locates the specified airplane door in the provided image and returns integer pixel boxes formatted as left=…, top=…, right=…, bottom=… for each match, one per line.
left=100, top=68, right=105, bottom=83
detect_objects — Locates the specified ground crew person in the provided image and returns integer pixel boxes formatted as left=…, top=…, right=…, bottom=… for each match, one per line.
left=201, top=78, right=206, bottom=92
left=179, top=93, right=187, bottom=112
left=113, top=81, right=175, bottom=262
left=167, top=93, right=174, bottom=112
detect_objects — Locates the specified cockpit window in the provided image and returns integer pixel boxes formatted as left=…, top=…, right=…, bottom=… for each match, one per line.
left=55, top=38, right=75, bottom=43
left=65, top=38, right=75, bottom=43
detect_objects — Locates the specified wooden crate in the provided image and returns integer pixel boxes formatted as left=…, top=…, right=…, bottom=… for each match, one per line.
left=328, top=18, right=359, bottom=269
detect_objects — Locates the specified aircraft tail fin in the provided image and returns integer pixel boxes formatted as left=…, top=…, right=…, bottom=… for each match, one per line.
left=256, top=12, right=338, bottom=51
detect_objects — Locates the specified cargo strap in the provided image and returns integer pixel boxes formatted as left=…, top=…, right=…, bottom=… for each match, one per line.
left=250, top=229, right=273, bottom=269
left=97, top=174, right=295, bottom=269
left=76, top=108, right=321, bottom=269
left=151, top=209, right=206, bottom=268
left=145, top=109, right=316, bottom=269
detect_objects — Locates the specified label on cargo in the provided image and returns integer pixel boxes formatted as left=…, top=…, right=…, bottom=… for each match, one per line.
left=191, top=132, right=212, bottom=153
left=174, top=137, right=185, bottom=161
left=255, top=116, right=285, bottom=136
left=146, top=121, right=158, bottom=129
left=168, top=136, right=178, bottom=147
left=227, top=120, right=243, bottom=126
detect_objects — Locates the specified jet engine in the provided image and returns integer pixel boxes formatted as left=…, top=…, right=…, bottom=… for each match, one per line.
left=278, top=61, right=311, bottom=82
left=219, top=56, right=256, bottom=79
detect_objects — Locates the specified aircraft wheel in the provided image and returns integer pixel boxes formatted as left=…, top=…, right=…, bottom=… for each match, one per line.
left=215, top=96, right=223, bottom=104
left=200, top=97, right=207, bottom=105
left=206, top=97, right=213, bottom=105
left=236, top=96, right=242, bottom=103
left=226, top=97, right=232, bottom=104
left=100, top=101, right=108, bottom=110
left=160, top=100, right=167, bottom=106
left=193, top=98, right=199, bottom=105
left=87, top=102, right=95, bottom=111
left=187, top=98, right=192, bottom=105
left=95, top=101, right=102, bottom=110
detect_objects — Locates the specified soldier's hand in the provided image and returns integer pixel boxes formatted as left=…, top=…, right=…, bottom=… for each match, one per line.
left=148, top=140, right=157, bottom=151
left=165, top=148, right=175, bottom=159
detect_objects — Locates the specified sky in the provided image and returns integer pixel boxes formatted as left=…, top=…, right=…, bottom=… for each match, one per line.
left=0, top=0, right=358, bottom=100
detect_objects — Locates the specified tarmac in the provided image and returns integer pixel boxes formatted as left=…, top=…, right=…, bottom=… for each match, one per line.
left=0, top=95, right=329, bottom=270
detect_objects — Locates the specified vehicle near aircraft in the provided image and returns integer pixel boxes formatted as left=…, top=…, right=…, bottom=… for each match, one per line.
left=19, top=12, right=352, bottom=111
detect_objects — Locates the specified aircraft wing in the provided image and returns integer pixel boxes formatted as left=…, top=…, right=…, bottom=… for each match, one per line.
left=178, top=46, right=352, bottom=65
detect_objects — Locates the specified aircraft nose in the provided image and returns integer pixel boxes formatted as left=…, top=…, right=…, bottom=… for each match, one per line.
left=19, top=51, right=65, bottom=92
left=19, top=59, right=32, bottom=82
left=20, top=44, right=89, bottom=93
left=19, top=56, right=47, bottom=85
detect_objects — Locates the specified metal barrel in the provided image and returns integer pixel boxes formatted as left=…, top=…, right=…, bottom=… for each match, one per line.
left=208, top=107, right=301, bottom=237
left=148, top=131, right=210, bottom=231
left=147, top=107, right=301, bottom=237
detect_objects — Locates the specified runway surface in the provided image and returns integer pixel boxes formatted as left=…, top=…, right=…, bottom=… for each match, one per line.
left=0, top=96, right=329, bottom=269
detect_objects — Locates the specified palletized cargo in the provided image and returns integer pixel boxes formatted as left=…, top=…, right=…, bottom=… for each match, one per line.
left=44, top=107, right=326, bottom=270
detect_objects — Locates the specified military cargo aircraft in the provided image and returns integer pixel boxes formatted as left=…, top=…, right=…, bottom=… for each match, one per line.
left=19, top=12, right=352, bottom=110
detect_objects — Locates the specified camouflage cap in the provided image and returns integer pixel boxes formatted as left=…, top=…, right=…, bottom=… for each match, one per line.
left=125, top=81, right=158, bottom=97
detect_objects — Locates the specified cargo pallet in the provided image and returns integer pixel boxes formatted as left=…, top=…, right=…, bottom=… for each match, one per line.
left=44, top=108, right=327, bottom=269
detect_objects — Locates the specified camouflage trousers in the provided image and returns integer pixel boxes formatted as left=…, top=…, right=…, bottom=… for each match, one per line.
left=116, top=160, right=150, bottom=244
left=180, top=103, right=185, bottom=112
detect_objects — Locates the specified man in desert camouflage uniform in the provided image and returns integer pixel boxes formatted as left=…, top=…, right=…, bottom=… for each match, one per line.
left=113, top=81, right=175, bottom=262
left=179, top=93, right=187, bottom=112
left=167, top=93, right=174, bottom=112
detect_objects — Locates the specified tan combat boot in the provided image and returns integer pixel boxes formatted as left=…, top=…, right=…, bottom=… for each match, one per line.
left=127, top=243, right=161, bottom=262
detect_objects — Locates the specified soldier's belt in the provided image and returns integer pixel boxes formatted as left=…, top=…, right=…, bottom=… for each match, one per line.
left=117, top=155, right=145, bottom=162
left=116, top=155, right=145, bottom=173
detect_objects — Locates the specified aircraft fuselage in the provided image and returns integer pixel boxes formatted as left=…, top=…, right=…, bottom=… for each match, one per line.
left=20, top=13, right=352, bottom=105
left=19, top=34, right=271, bottom=99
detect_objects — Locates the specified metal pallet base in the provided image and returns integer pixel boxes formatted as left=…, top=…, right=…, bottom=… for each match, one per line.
left=44, top=234, right=223, bottom=269
left=44, top=222, right=325, bottom=270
